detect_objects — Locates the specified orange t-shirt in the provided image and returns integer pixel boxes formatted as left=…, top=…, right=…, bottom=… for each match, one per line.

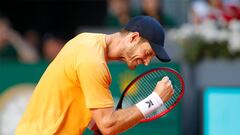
left=15, top=33, right=114, bottom=135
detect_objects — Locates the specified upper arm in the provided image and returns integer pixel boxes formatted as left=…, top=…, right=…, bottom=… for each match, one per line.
left=77, top=60, right=114, bottom=108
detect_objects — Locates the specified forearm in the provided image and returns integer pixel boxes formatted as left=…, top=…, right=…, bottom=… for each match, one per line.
left=104, top=106, right=143, bottom=133
left=92, top=92, right=165, bottom=134
left=92, top=106, right=144, bottom=135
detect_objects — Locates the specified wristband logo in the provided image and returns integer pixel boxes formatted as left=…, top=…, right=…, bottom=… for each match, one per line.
left=146, top=100, right=154, bottom=108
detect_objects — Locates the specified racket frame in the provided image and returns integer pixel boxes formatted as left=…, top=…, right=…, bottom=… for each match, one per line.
left=116, top=67, right=184, bottom=123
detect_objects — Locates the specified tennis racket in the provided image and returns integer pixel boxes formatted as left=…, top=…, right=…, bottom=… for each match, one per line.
left=93, top=67, right=184, bottom=134
left=115, top=67, right=184, bottom=122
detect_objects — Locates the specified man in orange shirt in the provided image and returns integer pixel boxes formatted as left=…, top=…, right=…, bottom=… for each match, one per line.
left=15, top=16, right=174, bottom=135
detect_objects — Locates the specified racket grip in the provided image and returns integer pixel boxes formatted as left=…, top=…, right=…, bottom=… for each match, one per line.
left=93, top=129, right=102, bottom=135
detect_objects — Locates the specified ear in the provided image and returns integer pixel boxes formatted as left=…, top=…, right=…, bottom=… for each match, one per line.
left=129, top=32, right=140, bottom=43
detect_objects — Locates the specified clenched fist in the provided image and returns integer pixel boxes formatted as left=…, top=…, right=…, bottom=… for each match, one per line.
left=154, top=76, right=174, bottom=103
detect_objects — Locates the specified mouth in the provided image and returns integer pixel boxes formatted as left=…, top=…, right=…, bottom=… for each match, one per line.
left=136, top=59, right=143, bottom=65
left=127, top=58, right=143, bottom=70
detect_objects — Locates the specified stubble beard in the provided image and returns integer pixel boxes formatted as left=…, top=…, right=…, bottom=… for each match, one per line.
left=126, top=46, right=138, bottom=70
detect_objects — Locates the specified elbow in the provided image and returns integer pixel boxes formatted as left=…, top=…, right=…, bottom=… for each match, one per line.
left=100, top=128, right=115, bottom=135
left=98, top=118, right=118, bottom=135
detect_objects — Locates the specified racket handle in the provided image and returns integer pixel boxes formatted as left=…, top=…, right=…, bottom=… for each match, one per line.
left=93, top=129, right=102, bottom=135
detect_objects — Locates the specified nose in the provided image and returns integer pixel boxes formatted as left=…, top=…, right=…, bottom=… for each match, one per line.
left=143, top=57, right=151, bottom=66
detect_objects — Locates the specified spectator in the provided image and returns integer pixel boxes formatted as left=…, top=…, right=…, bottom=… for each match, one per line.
left=23, top=29, right=41, bottom=54
left=42, top=34, right=65, bottom=62
left=140, top=0, right=176, bottom=28
left=105, top=0, right=138, bottom=28
left=0, top=16, right=39, bottom=63
left=189, top=0, right=211, bottom=25
left=189, top=1, right=240, bottom=25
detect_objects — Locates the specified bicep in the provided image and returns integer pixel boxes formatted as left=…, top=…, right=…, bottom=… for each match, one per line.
left=77, top=62, right=114, bottom=108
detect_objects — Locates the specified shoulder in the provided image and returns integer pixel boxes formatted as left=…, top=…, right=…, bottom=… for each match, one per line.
left=77, top=61, right=112, bottom=86
left=74, top=33, right=107, bottom=61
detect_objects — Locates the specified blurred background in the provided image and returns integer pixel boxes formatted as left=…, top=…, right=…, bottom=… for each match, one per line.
left=0, top=0, right=240, bottom=135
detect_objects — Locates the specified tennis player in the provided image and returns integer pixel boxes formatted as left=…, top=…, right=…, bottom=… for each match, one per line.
left=15, top=16, right=174, bottom=135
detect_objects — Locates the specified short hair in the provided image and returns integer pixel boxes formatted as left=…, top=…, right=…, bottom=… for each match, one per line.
left=120, top=29, right=148, bottom=44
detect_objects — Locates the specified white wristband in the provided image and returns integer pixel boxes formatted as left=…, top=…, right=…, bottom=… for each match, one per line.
left=136, top=92, right=163, bottom=118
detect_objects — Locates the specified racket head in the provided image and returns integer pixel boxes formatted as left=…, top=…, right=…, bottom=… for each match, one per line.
left=116, top=67, right=184, bottom=123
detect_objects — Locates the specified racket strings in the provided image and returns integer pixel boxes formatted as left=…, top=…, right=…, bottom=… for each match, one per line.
left=124, top=71, right=182, bottom=104
left=122, top=70, right=183, bottom=119
left=132, top=71, right=181, bottom=102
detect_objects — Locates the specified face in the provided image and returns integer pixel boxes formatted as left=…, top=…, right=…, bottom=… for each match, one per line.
left=0, top=20, right=10, bottom=46
left=141, top=0, right=160, bottom=14
left=109, top=0, right=129, bottom=16
left=43, top=37, right=65, bottom=61
left=122, top=33, right=155, bottom=70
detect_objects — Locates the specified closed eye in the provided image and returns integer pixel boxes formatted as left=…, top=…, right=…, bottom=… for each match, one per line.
left=145, top=51, right=150, bottom=56
left=146, top=51, right=153, bottom=57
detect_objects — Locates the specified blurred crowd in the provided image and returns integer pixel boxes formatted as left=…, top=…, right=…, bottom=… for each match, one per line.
left=1, top=0, right=239, bottom=64
left=105, top=0, right=175, bottom=28
left=0, top=15, right=66, bottom=63
left=189, top=0, right=240, bottom=25
left=0, top=0, right=177, bottom=63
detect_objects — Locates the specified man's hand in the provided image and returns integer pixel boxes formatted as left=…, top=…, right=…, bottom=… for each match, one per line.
left=154, top=76, right=174, bottom=103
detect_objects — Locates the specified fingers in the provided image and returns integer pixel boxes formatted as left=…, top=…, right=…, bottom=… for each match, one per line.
left=163, top=76, right=174, bottom=94
left=166, top=80, right=171, bottom=86
left=154, top=76, right=175, bottom=102
left=159, top=76, right=172, bottom=87
left=161, top=76, right=169, bottom=83
left=170, top=88, right=174, bottom=95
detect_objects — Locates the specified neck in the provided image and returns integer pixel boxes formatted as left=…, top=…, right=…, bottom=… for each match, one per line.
left=105, top=32, right=125, bottom=62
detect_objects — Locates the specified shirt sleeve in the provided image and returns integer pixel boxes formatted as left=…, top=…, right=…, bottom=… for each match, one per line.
left=77, top=61, right=114, bottom=108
